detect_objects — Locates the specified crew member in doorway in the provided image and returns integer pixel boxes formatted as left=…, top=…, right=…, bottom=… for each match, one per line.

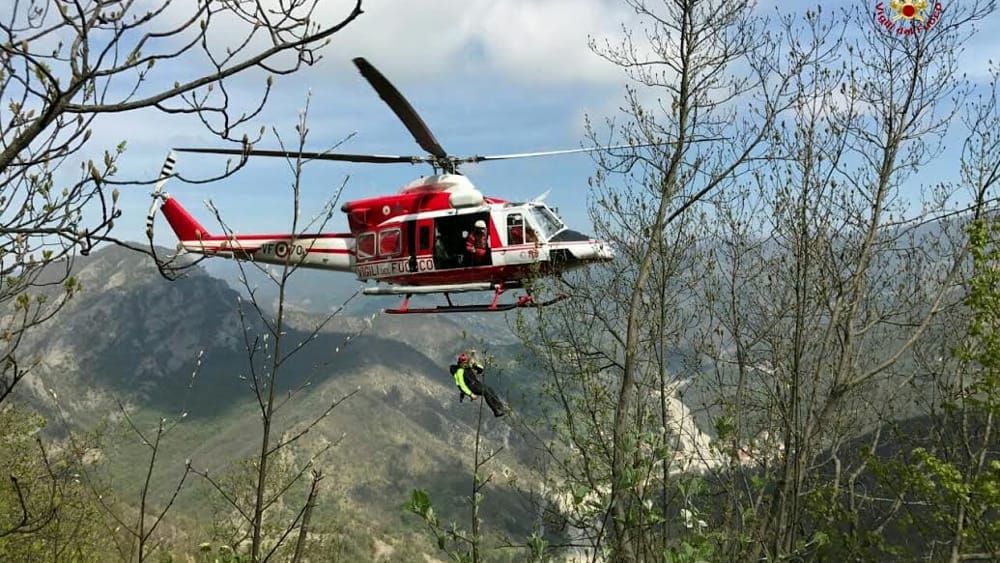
left=450, top=352, right=509, bottom=418
left=466, top=220, right=489, bottom=265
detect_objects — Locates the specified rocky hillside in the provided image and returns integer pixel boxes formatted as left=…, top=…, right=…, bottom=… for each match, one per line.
left=12, top=245, right=547, bottom=558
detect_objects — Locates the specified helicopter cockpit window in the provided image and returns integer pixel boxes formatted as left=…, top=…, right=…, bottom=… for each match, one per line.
left=356, top=232, right=376, bottom=259
left=529, top=206, right=565, bottom=240
left=507, top=213, right=538, bottom=245
left=379, top=228, right=401, bottom=257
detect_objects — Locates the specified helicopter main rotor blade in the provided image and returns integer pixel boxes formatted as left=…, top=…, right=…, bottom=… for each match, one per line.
left=352, top=57, right=449, bottom=160
left=173, top=147, right=431, bottom=165
left=460, top=142, right=667, bottom=164
left=172, top=141, right=679, bottom=169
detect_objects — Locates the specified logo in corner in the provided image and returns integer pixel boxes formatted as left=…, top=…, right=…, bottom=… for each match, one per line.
left=891, top=0, right=929, bottom=21
left=875, top=1, right=943, bottom=35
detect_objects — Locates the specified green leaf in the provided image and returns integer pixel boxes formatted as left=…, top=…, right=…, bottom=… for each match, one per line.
left=405, top=488, right=432, bottom=518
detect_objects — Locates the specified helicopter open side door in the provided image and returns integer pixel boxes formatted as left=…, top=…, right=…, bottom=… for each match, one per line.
left=431, top=212, right=493, bottom=269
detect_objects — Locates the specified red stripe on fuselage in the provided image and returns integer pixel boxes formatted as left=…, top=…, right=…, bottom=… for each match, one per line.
left=189, top=244, right=352, bottom=255
left=194, top=233, right=353, bottom=242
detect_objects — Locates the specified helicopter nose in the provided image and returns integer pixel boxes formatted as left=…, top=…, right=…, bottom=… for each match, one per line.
left=548, top=230, right=615, bottom=265
left=595, top=241, right=615, bottom=261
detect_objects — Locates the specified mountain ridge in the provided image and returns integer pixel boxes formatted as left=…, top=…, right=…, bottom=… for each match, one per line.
left=12, top=244, right=546, bottom=559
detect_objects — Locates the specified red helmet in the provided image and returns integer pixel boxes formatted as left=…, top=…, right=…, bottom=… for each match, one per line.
left=457, top=353, right=469, bottom=364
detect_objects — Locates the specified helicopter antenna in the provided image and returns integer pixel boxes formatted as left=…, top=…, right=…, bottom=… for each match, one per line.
left=530, top=189, right=551, bottom=204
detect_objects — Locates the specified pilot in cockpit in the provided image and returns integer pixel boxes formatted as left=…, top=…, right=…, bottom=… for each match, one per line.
left=507, top=214, right=538, bottom=245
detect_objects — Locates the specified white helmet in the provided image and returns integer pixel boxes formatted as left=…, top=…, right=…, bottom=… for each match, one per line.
left=474, top=220, right=487, bottom=229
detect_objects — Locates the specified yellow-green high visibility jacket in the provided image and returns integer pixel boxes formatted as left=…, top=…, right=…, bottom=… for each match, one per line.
left=452, top=362, right=483, bottom=397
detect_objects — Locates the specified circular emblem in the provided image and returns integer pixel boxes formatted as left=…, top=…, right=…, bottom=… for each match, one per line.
left=891, top=0, right=925, bottom=20
left=275, top=242, right=289, bottom=258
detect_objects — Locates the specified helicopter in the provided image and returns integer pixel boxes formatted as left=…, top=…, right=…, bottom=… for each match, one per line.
left=150, top=57, right=616, bottom=314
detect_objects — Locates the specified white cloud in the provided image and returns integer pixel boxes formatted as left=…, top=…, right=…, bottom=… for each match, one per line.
left=147, top=0, right=803, bottom=91
left=473, top=0, right=632, bottom=86
left=317, top=0, right=635, bottom=86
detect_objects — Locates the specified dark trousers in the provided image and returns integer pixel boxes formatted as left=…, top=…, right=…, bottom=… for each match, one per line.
left=462, top=374, right=508, bottom=417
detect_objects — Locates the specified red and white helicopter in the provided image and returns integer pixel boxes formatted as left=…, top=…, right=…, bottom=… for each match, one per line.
left=149, top=58, right=616, bottom=314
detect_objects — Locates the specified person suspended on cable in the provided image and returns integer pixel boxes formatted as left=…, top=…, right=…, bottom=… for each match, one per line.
left=450, top=352, right=509, bottom=418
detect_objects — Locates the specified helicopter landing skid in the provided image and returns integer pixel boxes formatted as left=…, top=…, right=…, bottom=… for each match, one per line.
left=384, top=286, right=569, bottom=315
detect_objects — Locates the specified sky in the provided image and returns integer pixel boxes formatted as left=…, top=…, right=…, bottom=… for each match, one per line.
left=97, top=0, right=639, bottom=243
left=58, top=0, right=1000, bottom=246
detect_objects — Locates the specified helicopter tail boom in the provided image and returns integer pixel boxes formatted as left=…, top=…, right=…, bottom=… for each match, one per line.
left=155, top=192, right=355, bottom=273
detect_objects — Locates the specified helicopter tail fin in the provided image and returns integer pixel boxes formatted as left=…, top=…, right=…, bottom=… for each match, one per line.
left=160, top=196, right=212, bottom=242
